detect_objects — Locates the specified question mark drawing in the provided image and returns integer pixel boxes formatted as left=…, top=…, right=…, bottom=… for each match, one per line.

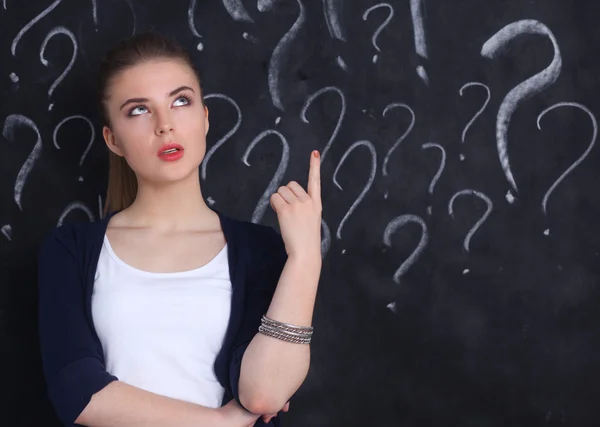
left=11, top=0, right=62, bottom=56
left=536, top=102, right=597, bottom=235
left=459, top=82, right=491, bottom=161
left=40, top=26, right=78, bottom=110
left=409, top=0, right=428, bottom=84
left=188, top=0, right=204, bottom=51
left=448, top=189, right=493, bottom=252
left=481, top=20, right=562, bottom=202
left=421, top=143, right=446, bottom=215
left=322, top=0, right=347, bottom=70
left=57, top=201, right=95, bottom=226
left=201, top=94, right=242, bottom=181
left=242, top=129, right=290, bottom=224
left=221, top=0, right=253, bottom=22
left=53, top=115, right=95, bottom=182
left=90, top=0, right=98, bottom=30
left=262, top=0, right=306, bottom=111
left=2, top=115, right=43, bottom=211
left=333, top=140, right=377, bottom=240
left=382, top=103, right=415, bottom=177
left=383, top=214, right=428, bottom=285
left=300, top=86, right=346, bottom=163
left=362, top=3, right=394, bottom=64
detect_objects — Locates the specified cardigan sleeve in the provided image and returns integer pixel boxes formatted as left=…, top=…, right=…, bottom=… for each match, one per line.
left=38, top=226, right=118, bottom=426
left=229, top=226, right=288, bottom=413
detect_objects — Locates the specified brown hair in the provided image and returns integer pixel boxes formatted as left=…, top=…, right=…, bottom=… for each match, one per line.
left=97, top=32, right=204, bottom=218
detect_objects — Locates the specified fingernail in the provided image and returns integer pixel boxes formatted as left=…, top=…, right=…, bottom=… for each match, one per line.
left=313, top=150, right=320, bottom=158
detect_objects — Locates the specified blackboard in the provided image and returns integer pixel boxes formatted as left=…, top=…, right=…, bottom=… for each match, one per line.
left=1, top=1, right=600, bottom=426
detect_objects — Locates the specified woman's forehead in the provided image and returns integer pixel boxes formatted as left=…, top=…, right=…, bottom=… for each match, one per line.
left=109, top=60, right=198, bottom=97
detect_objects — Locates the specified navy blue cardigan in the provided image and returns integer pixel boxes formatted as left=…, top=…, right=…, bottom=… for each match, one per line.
left=37, top=209, right=288, bottom=427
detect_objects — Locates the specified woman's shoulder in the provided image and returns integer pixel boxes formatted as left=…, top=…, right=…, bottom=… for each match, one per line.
left=39, top=217, right=107, bottom=260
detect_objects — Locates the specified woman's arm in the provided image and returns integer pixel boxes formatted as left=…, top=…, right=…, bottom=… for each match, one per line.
left=76, top=381, right=257, bottom=427
left=237, top=151, right=322, bottom=414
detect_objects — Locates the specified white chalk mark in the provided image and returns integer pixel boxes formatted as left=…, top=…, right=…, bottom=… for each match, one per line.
left=98, top=194, right=103, bottom=219
left=57, top=201, right=95, bottom=226
left=301, top=86, right=346, bottom=163
left=242, top=32, right=258, bottom=43
left=53, top=115, right=95, bottom=169
left=275, top=116, right=281, bottom=125
left=333, top=140, right=377, bottom=239
left=459, top=82, right=491, bottom=145
left=222, top=0, right=254, bottom=22
left=2, top=115, right=43, bottom=211
left=48, top=103, right=54, bottom=111
left=91, top=0, right=98, bottom=29
left=257, top=0, right=283, bottom=12
left=123, top=0, right=137, bottom=36
left=201, top=94, right=242, bottom=181
left=40, top=26, right=78, bottom=98
left=416, top=65, right=429, bottom=84
left=265, top=0, right=306, bottom=110
left=481, top=19, right=562, bottom=194
left=336, top=56, right=348, bottom=71
left=386, top=301, right=397, bottom=313
left=505, top=190, right=515, bottom=204
left=463, top=268, right=470, bottom=275
left=383, top=214, right=428, bottom=284
left=197, top=42, right=204, bottom=51
left=242, top=130, right=290, bottom=224
left=537, top=102, right=597, bottom=215
left=1, top=225, right=12, bottom=241
left=421, top=143, right=446, bottom=195
left=207, top=197, right=216, bottom=206
left=382, top=103, right=414, bottom=176
left=543, top=229, right=550, bottom=236
left=459, top=153, right=465, bottom=161
left=323, top=0, right=345, bottom=41
left=448, top=189, right=493, bottom=252
left=11, top=0, right=62, bottom=56
left=427, top=206, right=432, bottom=215
left=188, top=0, right=203, bottom=38
left=321, top=219, right=331, bottom=258
left=409, top=0, right=427, bottom=58
left=362, top=3, right=394, bottom=64
left=9, top=72, right=19, bottom=83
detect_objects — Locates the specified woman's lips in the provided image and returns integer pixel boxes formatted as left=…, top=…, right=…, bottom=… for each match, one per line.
left=157, top=143, right=184, bottom=161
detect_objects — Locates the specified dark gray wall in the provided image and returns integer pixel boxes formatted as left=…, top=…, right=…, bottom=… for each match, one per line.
left=1, top=1, right=600, bottom=426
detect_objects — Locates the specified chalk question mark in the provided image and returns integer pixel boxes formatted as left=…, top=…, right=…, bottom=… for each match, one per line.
left=481, top=20, right=562, bottom=202
left=536, top=102, right=597, bottom=235
left=53, top=115, right=95, bottom=182
left=300, top=86, right=346, bottom=163
left=322, top=0, right=347, bottom=70
left=2, top=115, right=43, bottom=211
left=333, top=140, right=377, bottom=240
left=362, top=3, right=394, bottom=64
left=242, top=129, right=290, bottom=224
left=448, top=189, right=493, bottom=252
left=201, top=94, right=242, bottom=182
left=381, top=103, right=415, bottom=179
left=262, top=0, right=306, bottom=111
left=409, top=0, right=429, bottom=84
left=383, top=214, right=429, bottom=285
left=188, top=0, right=204, bottom=51
left=11, top=0, right=62, bottom=56
left=421, top=143, right=446, bottom=215
left=40, top=26, right=78, bottom=110
left=57, top=201, right=95, bottom=226
left=459, top=82, right=490, bottom=161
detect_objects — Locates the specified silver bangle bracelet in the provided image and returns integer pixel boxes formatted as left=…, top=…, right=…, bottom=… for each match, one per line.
left=258, top=324, right=312, bottom=344
left=261, top=315, right=313, bottom=332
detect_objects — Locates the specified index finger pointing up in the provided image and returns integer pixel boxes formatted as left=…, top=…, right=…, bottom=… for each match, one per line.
left=308, top=150, right=321, bottom=205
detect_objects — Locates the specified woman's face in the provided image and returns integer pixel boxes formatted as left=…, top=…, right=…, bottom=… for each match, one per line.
left=102, top=59, right=209, bottom=185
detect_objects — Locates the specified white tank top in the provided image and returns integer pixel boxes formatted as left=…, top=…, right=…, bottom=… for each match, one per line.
left=91, top=235, right=232, bottom=408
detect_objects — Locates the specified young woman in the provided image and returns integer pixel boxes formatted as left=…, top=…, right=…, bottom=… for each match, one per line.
left=37, top=32, right=322, bottom=427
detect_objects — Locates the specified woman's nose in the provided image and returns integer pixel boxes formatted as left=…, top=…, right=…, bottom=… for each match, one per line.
left=154, top=110, right=174, bottom=136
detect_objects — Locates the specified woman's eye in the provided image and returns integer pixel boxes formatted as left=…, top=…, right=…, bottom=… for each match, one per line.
left=129, top=106, right=148, bottom=116
left=173, top=96, right=190, bottom=107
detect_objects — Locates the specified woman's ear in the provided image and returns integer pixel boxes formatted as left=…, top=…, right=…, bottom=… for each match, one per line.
left=204, top=106, right=209, bottom=135
left=103, top=125, right=124, bottom=157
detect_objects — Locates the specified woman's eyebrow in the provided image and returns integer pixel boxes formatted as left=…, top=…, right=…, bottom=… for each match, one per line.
left=119, top=86, right=195, bottom=110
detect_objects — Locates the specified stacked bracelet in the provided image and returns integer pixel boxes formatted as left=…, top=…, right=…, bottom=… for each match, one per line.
left=258, top=315, right=313, bottom=344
